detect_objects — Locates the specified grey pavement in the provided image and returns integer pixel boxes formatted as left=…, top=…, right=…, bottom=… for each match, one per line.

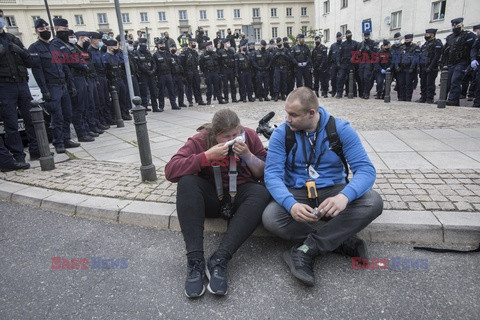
left=1, top=201, right=479, bottom=320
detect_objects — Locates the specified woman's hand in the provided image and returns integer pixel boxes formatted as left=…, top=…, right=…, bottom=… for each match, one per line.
left=232, top=141, right=251, bottom=157
left=204, top=143, right=229, bottom=162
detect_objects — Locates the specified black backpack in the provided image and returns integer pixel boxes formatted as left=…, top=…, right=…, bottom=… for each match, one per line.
left=285, top=115, right=350, bottom=183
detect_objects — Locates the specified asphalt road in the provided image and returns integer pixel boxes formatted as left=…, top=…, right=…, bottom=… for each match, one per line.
left=0, top=200, right=479, bottom=320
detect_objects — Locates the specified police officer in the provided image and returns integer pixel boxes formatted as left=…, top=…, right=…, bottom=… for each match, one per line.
left=217, top=38, right=237, bottom=102
left=328, top=32, right=342, bottom=97
left=311, top=35, right=329, bottom=98
left=271, top=37, right=291, bottom=101
left=336, top=30, right=359, bottom=98
left=134, top=38, right=159, bottom=112
left=416, top=29, right=443, bottom=104
left=170, top=44, right=187, bottom=108
left=0, top=14, right=34, bottom=166
left=470, top=24, right=480, bottom=108
left=234, top=43, right=254, bottom=103
left=291, top=34, right=312, bottom=89
left=374, top=40, right=392, bottom=99
left=358, top=30, right=376, bottom=99
left=88, top=32, right=114, bottom=125
left=199, top=41, right=225, bottom=104
left=247, top=41, right=258, bottom=99
left=29, top=18, right=80, bottom=154
left=251, top=40, right=271, bottom=102
left=283, top=37, right=295, bottom=95
left=125, top=39, right=141, bottom=98
left=153, top=39, right=180, bottom=110
left=444, top=18, right=476, bottom=106
left=395, top=34, right=418, bottom=102
left=268, top=39, right=276, bottom=98
left=104, top=39, right=132, bottom=120
left=181, top=40, right=206, bottom=107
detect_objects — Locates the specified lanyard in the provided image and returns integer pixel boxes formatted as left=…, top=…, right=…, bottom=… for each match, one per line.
left=301, top=118, right=323, bottom=169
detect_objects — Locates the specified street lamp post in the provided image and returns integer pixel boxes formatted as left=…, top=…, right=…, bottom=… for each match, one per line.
left=43, top=0, right=55, bottom=37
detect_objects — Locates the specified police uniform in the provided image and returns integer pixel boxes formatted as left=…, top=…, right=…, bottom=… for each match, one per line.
left=444, top=18, right=477, bottom=106
left=153, top=40, right=180, bottom=110
left=181, top=43, right=205, bottom=106
left=374, top=40, right=392, bottom=99
left=470, top=24, right=480, bottom=108
left=134, top=38, right=159, bottom=111
left=358, top=31, right=377, bottom=99
left=336, top=30, right=359, bottom=98
left=29, top=18, right=77, bottom=153
left=311, top=35, right=329, bottom=98
left=199, top=42, right=225, bottom=104
left=247, top=42, right=258, bottom=99
left=251, top=40, right=271, bottom=101
left=271, top=38, right=291, bottom=101
left=217, top=39, right=237, bottom=102
left=328, top=33, right=342, bottom=96
left=417, top=29, right=443, bottom=103
left=235, top=48, right=254, bottom=102
left=170, top=45, right=187, bottom=108
left=291, top=34, right=312, bottom=88
left=0, top=19, right=35, bottom=163
left=395, top=34, right=418, bottom=101
left=283, top=37, right=295, bottom=95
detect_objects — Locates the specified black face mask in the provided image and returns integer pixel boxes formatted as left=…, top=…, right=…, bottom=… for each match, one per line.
left=424, top=36, right=432, bottom=41
left=453, top=27, right=461, bottom=35
left=56, top=30, right=69, bottom=42
left=261, top=47, right=266, bottom=51
left=315, top=41, right=321, bottom=46
left=113, top=49, right=119, bottom=54
left=346, top=35, right=352, bottom=40
left=39, top=30, right=51, bottom=41
left=191, top=45, right=196, bottom=49
left=405, top=41, right=412, bottom=46
left=277, top=44, right=282, bottom=48
left=171, top=49, right=176, bottom=54
left=159, top=47, right=165, bottom=51
left=139, top=44, right=147, bottom=52
left=337, top=39, right=342, bottom=44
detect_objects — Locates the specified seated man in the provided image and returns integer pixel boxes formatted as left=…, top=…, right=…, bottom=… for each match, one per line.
left=263, top=87, right=383, bottom=287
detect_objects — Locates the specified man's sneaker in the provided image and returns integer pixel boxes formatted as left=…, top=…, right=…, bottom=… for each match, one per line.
left=283, top=245, right=316, bottom=287
left=333, top=236, right=369, bottom=262
left=185, top=258, right=206, bottom=298
left=206, top=255, right=228, bottom=295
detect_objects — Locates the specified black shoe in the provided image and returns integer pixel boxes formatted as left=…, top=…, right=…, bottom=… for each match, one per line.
left=152, top=106, right=161, bottom=112
left=180, top=104, right=188, bottom=108
left=172, top=106, right=181, bottom=110
left=446, top=100, right=460, bottom=106
left=88, top=131, right=99, bottom=138
left=264, top=97, right=270, bottom=101
left=315, top=90, right=319, bottom=97
left=248, top=98, right=255, bottom=102
left=232, top=98, right=238, bottom=103
left=108, top=119, right=117, bottom=126
left=13, top=155, right=25, bottom=163
left=29, top=152, right=54, bottom=161
left=206, top=255, right=228, bottom=296
left=283, top=245, right=316, bottom=287
left=78, top=135, right=95, bottom=142
left=218, top=99, right=227, bottom=104
left=259, top=98, right=264, bottom=102
left=55, top=146, right=66, bottom=154
left=274, top=94, right=278, bottom=102
left=92, top=127, right=104, bottom=134
left=322, top=92, right=328, bottom=98
left=336, top=94, right=342, bottom=99
left=0, top=161, right=31, bottom=172
left=98, top=124, right=110, bottom=130
left=281, top=94, right=286, bottom=101
left=206, top=101, right=211, bottom=105
left=64, top=140, right=81, bottom=148
left=426, top=99, right=435, bottom=104
left=145, top=107, right=152, bottom=111
left=185, top=258, right=206, bottom=298
left=122, top=114, right=133, bottom=120
left=198, top=101, right=207, bottom=106
left=333, top=236, right=369, bottom=263
left=188, top=102, right=194, bottom=107
left=415, top=98, right=426, bottom=103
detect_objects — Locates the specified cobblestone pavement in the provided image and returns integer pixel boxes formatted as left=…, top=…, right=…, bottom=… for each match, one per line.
left=0, top=98, right=479, bottom=212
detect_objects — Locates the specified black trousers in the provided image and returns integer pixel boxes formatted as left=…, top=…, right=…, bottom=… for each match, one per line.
left=176, top=175, right=271, bottom=259
left=262, top=185, right=383, bottom=254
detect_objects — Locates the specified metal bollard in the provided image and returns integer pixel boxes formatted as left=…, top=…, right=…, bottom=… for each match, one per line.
left=437, top=66, right=449, bottom=109
left=348, top=70, right=354, bottom=99
left=30, top=100, right=55, bottom=171
left=110, top=86, right=125, bottom=128
left=384, top=70, right=392, bottom=103
left=131, top=96, right=157, bottom=182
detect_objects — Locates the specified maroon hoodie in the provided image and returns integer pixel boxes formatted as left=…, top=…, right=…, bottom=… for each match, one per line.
left=165, top=127, right=266, bottom=188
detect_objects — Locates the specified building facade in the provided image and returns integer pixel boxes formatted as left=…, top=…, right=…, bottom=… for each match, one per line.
left=1, top=0, right=314, bottom=47
left=315, top=0, right=480, bottom=45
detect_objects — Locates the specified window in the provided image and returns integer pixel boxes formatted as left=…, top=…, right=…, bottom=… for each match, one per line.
left=158, top=11, right=166, bottom=21
left=287, top=26, right=293, bottom=36
left=286, top=7, right=292, bottom=17
left=341, top=0, right=348, bottom=9
left=179, top=10, right=187, bottom=21
left=5, top=16, right=16, bottom=27
left=324, top=29, right=330, bottom=42
left=340, top=24, right=348, bottom=36
left=391, top=10, right=402, bottom=29
left=220, top=29, right=225, bottom=38
left=324, top=1, right=330, bottom=14
left=272, top=27, right=278, bottom=38
left=140, top=12, right=148, bottom=22
left=234, top=9, right=241, bottom=18
left=121, top=13, right=130, bottom=23
left=253, top=8, right=260, bottom=18
left=217, top=9, right=224, bottom=19
left=97, top=13, right=107, bottom=24
left=301, top=7, right=307, bottom=16
left=204, top=30, right=209, bottom=37
left=271, top=8, right=277, bottom=17
left=53, top=15, right=62, bottom=19
left=254, top=28, right=261, bottom=42
left=431, top=1, right=446, bottom=21
left=32, top=16, right=40, bottom=26
left=200, top=10, right=207, bottom=20
left=302, top=26, right=308, bottom=35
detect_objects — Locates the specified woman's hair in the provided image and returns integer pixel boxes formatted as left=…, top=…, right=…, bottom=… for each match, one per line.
left=198, top=109, right=241, bottom=148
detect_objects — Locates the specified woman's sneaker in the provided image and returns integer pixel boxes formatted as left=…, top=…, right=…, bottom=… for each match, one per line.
left=206, top=255, right=228, bottom=296
left=185, top=258, right=206, bottom=298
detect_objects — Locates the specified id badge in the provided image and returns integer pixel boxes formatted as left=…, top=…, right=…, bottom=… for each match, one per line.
left=308, top=165, right=319, bottom=179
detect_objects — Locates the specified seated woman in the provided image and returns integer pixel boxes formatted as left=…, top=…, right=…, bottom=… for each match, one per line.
left=165, top=109, right=270, bottom=298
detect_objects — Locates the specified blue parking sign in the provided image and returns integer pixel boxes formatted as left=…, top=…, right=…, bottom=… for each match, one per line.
left=362, top=21, right=372, bottom=33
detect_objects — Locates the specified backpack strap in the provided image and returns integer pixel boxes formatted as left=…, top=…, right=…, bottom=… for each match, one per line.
left=326, top=116, right=349, bottom=183
left=285, top=125, right=297, bottom=171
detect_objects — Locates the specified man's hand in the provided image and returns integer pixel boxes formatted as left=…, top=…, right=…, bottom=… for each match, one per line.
left=42, top=91, right=52, bottom=102
left=471, top=60, right=479, bottom=70
left=290, top=203, right=318, bottom=223
left=318, top=194, right=349, bottom=218
left=204, top=143, right=229, bottom=162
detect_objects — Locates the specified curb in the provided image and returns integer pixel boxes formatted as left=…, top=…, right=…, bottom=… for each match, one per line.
left=1, top=180, right=479, bottom=245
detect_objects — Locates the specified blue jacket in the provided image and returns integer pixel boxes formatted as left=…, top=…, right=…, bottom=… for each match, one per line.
left=265, top=107, right=376, bottom=212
